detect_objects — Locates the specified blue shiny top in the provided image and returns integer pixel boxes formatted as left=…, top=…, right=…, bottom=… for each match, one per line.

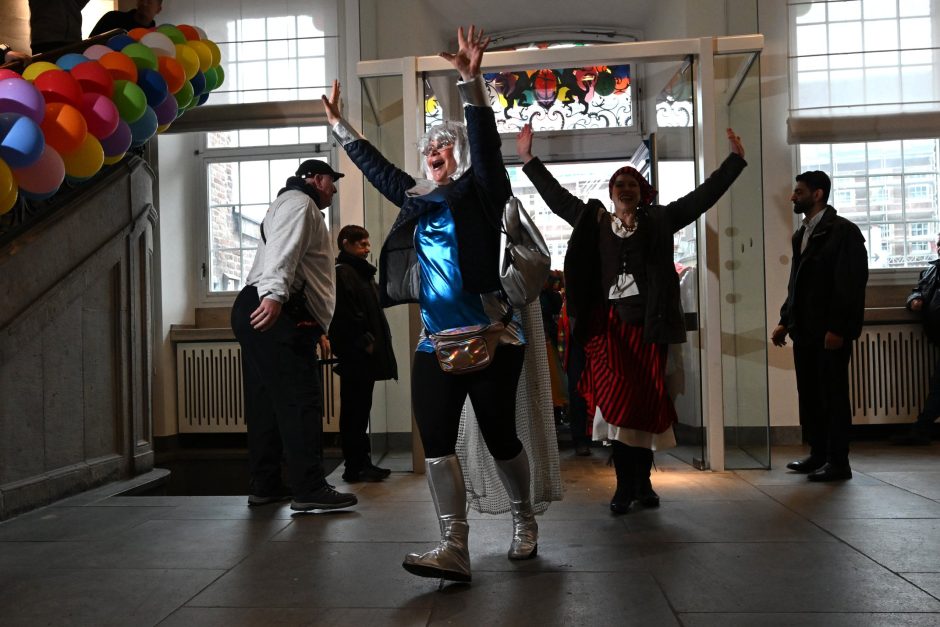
left=415, top=203, right=491, bottom=352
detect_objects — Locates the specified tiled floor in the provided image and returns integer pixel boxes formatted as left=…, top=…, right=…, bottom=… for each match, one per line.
left=1, top=442, right=939, bottom=626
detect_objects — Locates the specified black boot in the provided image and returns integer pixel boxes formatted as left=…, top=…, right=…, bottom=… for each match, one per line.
left=609, top=442, right=635, bottom=514
left=634, top=447, right=660, bottom=508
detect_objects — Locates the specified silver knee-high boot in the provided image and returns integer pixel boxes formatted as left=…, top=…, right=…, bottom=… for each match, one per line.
left=402, top=454, right=471, bottom=582
left=494, top=449, right=538, bottom=560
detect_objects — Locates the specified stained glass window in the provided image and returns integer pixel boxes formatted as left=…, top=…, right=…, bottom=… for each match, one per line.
left=425, top=44, right=633, bottom=133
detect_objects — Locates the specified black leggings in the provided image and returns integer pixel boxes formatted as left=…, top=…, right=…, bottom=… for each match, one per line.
left=412, top=344, right=525, bottom=460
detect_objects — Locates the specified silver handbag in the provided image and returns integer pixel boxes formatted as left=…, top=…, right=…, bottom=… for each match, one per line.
left=499, top=196, right=551, bottom=307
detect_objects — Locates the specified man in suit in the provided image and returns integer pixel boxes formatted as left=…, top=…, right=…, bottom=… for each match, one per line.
left=771, top=170, right=869, bottom=481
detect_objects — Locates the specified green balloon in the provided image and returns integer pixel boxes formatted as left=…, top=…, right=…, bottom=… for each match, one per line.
left=112, top=79, right=147, bottom=122
left=203, top=66, right=218, bottom=92
left=174, top=79, right=194, bottom=109
left=214, top=65, right=224, bottom=88
left=122, top=42, right=158, bottom=71
left=156, top=24, right=187, bottom=45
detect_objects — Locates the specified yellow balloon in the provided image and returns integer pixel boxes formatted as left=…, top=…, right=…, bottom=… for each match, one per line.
left=22, top=61, right=60, bottom=81
left=102, top=153, right=125, bottom=166
left=185, top=40, right=213, bottom=73
left=202, top=40, right=222, bottom=67
left=62, top=134, right=104, bottom=179
left=0, top=183, right=17, bottom=215
left=157, top=123, right=171, bottom=133
left=174, top=43, right=200, bottom=80
left=0, top=158, right=15, bottom=199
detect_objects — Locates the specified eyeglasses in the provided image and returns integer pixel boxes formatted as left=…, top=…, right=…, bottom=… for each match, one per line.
left=422, top=139, right=454, bottom=156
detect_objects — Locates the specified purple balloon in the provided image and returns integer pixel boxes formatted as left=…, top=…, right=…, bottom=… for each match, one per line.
left=153, top=91, right=178, bottom=125
left=0, top=78, right=45, bottom=124
left=99, top=119, right=132, bottom=157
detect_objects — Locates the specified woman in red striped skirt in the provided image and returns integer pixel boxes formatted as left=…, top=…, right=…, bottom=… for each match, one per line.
left=516, top=125, right=746, bottom=513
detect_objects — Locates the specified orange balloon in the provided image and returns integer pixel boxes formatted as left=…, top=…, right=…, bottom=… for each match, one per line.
left=128, top=27, right=152, bottom=41
left=157, top=56, right=186, bottom=94
left=177, top=24, right=200, bottom=41
left=98, top=51, right=138, bottom=83
left=40, top=102, right=88, bottom=155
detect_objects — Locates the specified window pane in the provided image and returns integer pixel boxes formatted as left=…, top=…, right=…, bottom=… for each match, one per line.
left=868, top=141, right=903, bottom=175
left=830, top=1, right=862, bottom=21
left=207, top=155, right=335, bottom=293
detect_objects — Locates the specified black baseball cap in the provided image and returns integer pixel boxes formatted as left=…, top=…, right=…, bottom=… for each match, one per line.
left=296, top=159, right=344, bottom=180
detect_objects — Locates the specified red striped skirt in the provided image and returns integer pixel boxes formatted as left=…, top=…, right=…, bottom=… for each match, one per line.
left=577, top=307, right=677, bottom=434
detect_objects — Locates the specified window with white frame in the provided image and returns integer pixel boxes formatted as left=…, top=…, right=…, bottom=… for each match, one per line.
left=790, top=0, right=940, bottom=269
left=161, top=0, right=340, bottom=106
left=203, top=128, right=332, bottom=294
left=799, top=140, right=940, bottom=268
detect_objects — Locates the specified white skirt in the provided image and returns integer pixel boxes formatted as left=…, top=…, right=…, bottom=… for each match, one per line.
left=591, top=406, right=676, bottom=451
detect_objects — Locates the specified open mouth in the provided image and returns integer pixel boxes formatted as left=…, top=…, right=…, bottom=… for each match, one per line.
left=430, top=158, right=446, bottom=174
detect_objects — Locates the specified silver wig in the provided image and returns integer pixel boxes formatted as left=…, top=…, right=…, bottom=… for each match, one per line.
left=418, top=120, right=471, bottom=182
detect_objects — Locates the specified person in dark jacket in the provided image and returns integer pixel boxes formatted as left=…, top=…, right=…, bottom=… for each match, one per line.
left=322, top=26, right=538, bottom=584
left=330, top=224, right=398, bottom=481
left=772, top=170, right=869, bottom=481
left=90, top=0, right=163, bottom=37
left=29, top=0, right=90, bottom=55
left=517, top=123, right=746, bottom=514
left=891, top=235, right=940, bottom=445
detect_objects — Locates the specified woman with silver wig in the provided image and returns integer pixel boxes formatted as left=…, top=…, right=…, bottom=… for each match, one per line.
left=322, top=25, right=550, bottom=585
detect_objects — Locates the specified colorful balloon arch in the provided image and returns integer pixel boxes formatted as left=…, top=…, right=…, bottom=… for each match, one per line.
left=0, top=23, right=224, bottom=213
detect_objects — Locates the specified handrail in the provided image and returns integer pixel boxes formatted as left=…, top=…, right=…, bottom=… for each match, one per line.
left=0, top=29, right=124, bottom=72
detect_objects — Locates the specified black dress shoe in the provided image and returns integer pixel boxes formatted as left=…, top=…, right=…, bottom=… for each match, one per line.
left=786, top=456, right=826, bottom=473
left=807, top=462, right=852, bottom=482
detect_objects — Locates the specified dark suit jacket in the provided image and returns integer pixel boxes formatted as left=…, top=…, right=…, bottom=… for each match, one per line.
left=779, top=206, right=868, bottom=342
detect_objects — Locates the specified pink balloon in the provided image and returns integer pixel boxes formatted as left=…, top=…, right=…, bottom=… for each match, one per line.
left=83, top=44, right=113, bottom=61
left=11, top=144, right=65, bottom=195
left=79, top=92, right=120, bottom=139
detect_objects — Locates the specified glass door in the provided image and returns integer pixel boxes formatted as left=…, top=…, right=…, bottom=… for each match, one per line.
left=717, top=52, right=770, bottom=469
left=653, top=60, right=706, bottom=469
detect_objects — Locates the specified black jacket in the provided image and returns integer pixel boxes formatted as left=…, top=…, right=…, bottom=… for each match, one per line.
left=90, top=10, right=156, bottom=37
left=341, top=105, right=510, bottom=307
left=522, top=153, right=747, bottom=344
left=329, top=251, right=398, bottom=380
left=779, top=206, right=868, bottom=342
left=907, top=258, right=940, bottom=344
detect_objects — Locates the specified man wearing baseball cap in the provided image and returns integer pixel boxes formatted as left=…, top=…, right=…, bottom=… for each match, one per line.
left=231, top=158, right=356, bottom=511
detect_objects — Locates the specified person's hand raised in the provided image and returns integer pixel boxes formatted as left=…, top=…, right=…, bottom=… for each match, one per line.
left=727, top=128, right=745, bottom=158
left=321, top=80, right=342, bottom=126
left=440, top=25, right=491, bottom=82
left=516, top=123, right=534, bottom=163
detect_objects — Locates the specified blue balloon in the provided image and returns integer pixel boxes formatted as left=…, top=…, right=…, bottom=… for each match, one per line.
left=0, top=112, right=44, bottom=168
left=137, top=69, right=168, bottom=108
left=107, top=34, right=136, bottom=51
left=197, top=92, right=209, bottom=106
left=128, top=106, right=158, bottom=147
left=56, top=53, right=90, bottom=71
left=189, top=71, right=206, bottom=97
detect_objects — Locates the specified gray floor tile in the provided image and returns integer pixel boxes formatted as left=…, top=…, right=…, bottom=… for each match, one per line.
left=0, top=568, right=223, bottom=627
left=680, top=613, right=940, bottom=626
left=866, top=470, right=940, bottom=500
left=425, top=572, right=679, bottom=627
left=617, top=499, right=836, bottom=543
left=159, top=607, right=431, bottom=627
left=271, top=501, right=439, bottom=543
left=646, top=542, right=940, bottom=613
left=759, top=484, right=940, bottom=519
left=0, top=505, right=176, bottom=541
left=902, top=573, right=940, bottom=599
left=187, top=541, right=442, bottom=609
left=52, top=518, right=291, bottom=570
left=816, top=518, right=940, bottom=572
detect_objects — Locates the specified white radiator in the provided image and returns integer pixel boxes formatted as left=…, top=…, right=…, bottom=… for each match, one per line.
left=851, top=325, right=939, bottom=425
left=176, top=342, right=340, bottom=433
